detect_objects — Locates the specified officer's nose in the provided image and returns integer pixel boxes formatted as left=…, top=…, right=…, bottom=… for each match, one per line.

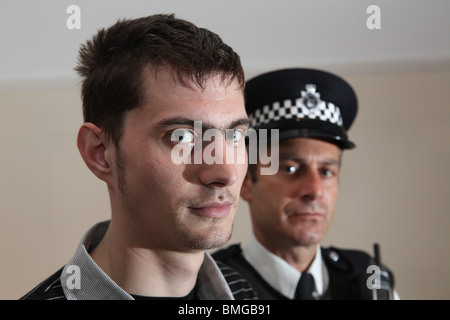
left=297, top=170, right=324, bottom=201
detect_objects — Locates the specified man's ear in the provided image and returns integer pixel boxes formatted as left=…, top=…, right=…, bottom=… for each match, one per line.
left=240, top=171, right=253, bottom=202
left=77, top=123, right=111, bottom=182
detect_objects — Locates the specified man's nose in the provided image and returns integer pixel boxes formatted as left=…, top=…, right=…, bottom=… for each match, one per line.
left=197, top=162, right=238, bottom=188
left=197, top=141, right=239, bottom=188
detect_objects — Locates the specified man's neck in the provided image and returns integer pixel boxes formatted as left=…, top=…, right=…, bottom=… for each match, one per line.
left=89, top=220, right=204, bottom=297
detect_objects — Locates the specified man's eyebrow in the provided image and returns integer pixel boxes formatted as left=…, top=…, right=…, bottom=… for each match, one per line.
left=158, top=117, right=250, bottom=131
left=158, top=117, right=195, bottom=128
left=228, top=118, right=250, bottom=129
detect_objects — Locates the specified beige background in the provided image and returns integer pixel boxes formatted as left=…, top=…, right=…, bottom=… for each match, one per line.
left=1, top=0, right=450, bottom=300
left=2, top=68, right=449, bottom=301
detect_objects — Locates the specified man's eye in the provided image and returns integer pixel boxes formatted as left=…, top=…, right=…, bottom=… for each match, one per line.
left=226, top=129, right=245, bottom=144
left=171, top=129, right=195, bottom=145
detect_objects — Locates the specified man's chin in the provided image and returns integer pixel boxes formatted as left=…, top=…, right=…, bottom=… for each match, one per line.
left=184, top=228, right=233, bottom=251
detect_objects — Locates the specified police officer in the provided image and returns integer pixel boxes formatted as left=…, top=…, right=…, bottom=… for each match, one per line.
left=213, top=68, right=397, bottom=300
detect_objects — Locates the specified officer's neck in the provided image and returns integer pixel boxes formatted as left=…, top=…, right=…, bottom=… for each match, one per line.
left=257, top=234, right=318, bottom=273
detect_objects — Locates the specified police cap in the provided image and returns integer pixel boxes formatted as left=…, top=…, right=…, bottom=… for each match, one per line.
left=245, top=68, right=358, bottom=149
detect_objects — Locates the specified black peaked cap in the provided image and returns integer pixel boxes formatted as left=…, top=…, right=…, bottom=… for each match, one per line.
left=245, top=68, right=358, bottom=149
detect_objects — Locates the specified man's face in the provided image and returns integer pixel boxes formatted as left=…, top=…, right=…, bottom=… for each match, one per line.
left=242, top=138, right=341, bottom=250
left=107, top=69, right=248, bottom=252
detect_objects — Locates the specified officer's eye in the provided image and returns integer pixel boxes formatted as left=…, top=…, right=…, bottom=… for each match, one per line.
left=171, top=129, right=195, bottom=145
left=285, top=166, right=298, bottom=174
left=322, top=169, right=334, bottom=177
left=226, top=129, right=245, bottom=145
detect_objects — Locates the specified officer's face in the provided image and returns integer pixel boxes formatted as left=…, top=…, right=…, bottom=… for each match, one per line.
left=241, top=138, right=340, bottom=249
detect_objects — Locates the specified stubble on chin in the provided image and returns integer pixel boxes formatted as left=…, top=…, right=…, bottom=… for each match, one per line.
left=175, top=189, right=238, bottom=250
left=116, top=147, right=237, bottom=250
left=176, top=207, right=236, bottom=251
left=181, top=222, right=234, bottom=250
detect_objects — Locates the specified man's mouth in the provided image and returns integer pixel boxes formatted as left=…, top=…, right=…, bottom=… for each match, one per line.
left=188, top=201, right=232, bottom=219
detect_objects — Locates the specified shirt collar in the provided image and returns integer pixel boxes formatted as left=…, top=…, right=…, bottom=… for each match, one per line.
left=242, top=234, right=326, bottom=299
left=61, top=220, right=234, bottom=300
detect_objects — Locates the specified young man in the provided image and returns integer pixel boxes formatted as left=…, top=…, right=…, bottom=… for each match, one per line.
left=214, top=68, right=397, bottom=300
left=21, top=14, right=256, bottom=300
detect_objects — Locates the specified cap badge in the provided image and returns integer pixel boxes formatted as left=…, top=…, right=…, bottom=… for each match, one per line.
left=301, top=84, right=321, bottom=109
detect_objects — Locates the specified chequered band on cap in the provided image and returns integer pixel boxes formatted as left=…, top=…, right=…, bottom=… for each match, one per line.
left=245, top=69, right=357, bottom=149
left=249, top=87, right=344, bottom=129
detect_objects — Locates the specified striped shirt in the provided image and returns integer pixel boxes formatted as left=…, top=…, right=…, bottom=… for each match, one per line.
left=20, top=221, right=257, bottom=300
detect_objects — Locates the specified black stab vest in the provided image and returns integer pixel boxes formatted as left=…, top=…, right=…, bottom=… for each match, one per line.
left=212, top=244, right=393, bottom=300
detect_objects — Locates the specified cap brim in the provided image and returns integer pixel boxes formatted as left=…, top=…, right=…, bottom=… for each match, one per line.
left=249, top=118, right=356, bottom=150
left=278, top=128, right=356, bottom=149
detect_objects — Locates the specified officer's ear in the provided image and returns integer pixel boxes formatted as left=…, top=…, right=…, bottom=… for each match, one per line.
left=240, top=171, right=253, bottom=201
left=77, top=123, right=112, bottom=183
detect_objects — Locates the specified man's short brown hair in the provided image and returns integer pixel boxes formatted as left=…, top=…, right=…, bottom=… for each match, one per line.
left=75, top=14, right=245, bottom=147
